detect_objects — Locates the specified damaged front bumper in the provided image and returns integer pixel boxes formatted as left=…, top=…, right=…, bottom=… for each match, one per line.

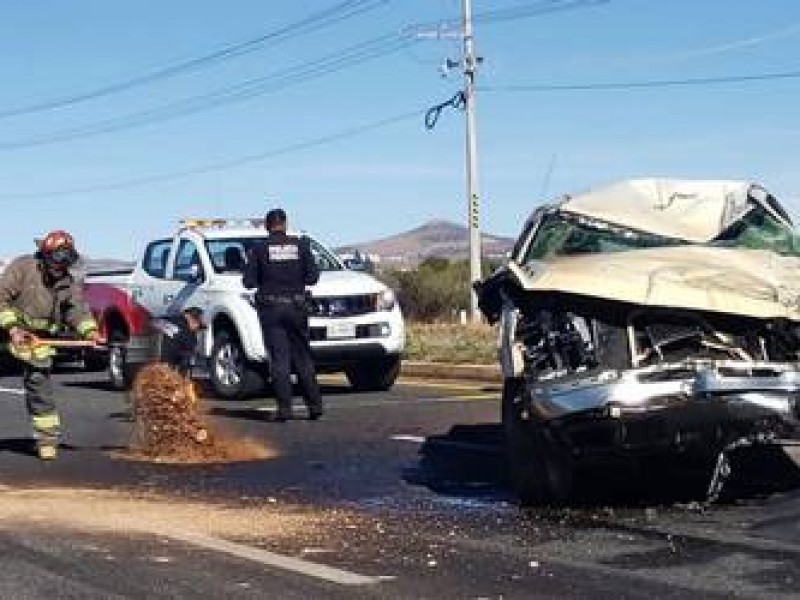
left=522, top=361, right=800, bottom=456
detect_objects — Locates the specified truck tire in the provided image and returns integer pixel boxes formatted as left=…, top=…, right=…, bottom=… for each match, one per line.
left=108, top=331, right=136, bottom=390
left=210, top=330, right=264, bottom=400
left=345, top=355, right=401, bottom=392
left=502, top=378, right=575, bottom=505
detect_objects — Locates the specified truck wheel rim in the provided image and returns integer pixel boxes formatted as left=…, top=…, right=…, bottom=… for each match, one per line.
left=215, top=342, right=242, bottom=387
left=109, top=346, right=124, bottom=383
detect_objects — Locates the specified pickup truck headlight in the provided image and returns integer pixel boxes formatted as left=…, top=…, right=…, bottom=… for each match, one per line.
left=376, top=289, right=396, bottom=311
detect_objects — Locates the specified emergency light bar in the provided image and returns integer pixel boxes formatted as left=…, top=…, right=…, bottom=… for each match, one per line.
left=179, top=218, right=265, bottom=230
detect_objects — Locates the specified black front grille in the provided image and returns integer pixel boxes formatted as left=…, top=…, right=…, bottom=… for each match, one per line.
left=310, top=294, right=376, bottom=318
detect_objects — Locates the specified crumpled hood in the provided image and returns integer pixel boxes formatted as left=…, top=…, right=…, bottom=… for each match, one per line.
left=511, top=245, right=800, bottom=321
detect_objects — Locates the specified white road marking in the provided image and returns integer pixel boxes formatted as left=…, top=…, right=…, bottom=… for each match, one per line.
left=169, top=531, right=393, bottom=586
left=391, top=434, right=426, bottom=444
left=0, top=387, right=24, bottom=396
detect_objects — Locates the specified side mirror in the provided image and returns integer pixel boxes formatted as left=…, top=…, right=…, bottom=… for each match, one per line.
left=343, top=257, right=372, bottom=272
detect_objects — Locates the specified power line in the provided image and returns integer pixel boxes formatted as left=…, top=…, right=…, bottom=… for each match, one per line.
left=0, top=109, right=423, bottom=200
left=405, top=0, right=608, bottom=38
left=473, top=0, right=608, bottom=25
left=0, top=34, right=414, bottom=151
left=0, top=1, right=612, bottom=151
left=480, top=69, right=800, bottom=92
left=0, top=0, right=389, bottom=120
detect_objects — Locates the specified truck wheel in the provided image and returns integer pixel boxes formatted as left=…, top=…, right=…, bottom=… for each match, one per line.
left=210, top=330, right=263, bottom=400
left=502, top=378, right=575, bottom=505
left=345, top=355, right=401, bottom=392
left=108, top=331, right=136, bottom=390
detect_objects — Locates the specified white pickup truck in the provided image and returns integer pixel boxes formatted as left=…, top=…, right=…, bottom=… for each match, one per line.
left=84, top=219, right=405, bottom=398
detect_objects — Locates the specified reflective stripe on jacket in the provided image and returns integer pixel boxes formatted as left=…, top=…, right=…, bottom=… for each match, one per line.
left=0, top=255, right=97, bottom=336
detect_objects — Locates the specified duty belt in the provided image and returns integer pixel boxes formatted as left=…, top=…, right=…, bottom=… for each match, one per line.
left=258, top=293, right=306, bottom=305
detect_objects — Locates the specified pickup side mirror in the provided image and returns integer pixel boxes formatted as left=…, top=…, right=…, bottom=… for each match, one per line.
left=342, top=257, right=373, bottom=272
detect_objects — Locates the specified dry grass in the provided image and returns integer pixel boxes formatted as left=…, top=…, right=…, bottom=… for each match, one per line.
left=404, top=322, right=497, bottom=364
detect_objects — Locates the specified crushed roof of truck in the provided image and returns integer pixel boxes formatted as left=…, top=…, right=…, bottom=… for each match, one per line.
left=554, top=178, right=790, bottom=243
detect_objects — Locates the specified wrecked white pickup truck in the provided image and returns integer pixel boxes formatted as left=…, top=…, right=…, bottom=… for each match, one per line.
left=476, top=178, right=800, bottom=504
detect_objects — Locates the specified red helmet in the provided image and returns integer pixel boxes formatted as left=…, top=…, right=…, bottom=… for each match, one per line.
left=38, top=230, right=78, bottom=266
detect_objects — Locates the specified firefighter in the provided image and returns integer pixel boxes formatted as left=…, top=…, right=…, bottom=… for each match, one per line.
left=0, top=230, right=103, bottom=460
left=243, top=208, right=323, bottom=421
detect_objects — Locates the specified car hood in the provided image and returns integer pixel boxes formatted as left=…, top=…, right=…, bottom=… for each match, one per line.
left=312, top=270, right=387, bottom=296
left=511, top=245, right=800, bottom=321
left=212, top=270, right=387, bottom=296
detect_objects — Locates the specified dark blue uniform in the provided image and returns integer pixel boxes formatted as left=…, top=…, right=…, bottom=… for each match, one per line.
left=243, top=231, right=322, bottom=420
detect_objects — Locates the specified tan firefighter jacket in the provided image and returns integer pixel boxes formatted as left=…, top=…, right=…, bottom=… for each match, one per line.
left=0, top=255, right=98, bottom=362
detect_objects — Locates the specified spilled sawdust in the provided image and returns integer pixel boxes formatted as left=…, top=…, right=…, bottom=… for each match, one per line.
left=0, top=487, right=320, bottom=541
left=125, top=363, right=277, bottom=464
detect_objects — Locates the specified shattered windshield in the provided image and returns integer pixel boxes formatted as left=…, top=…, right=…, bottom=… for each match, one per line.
left=522, top=212, right=685, bottom=263
left=713, top=204, right=800, bottom=257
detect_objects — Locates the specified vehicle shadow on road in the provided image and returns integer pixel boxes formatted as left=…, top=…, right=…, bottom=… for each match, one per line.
left=206, top=382, right=367, bottom=422
left=402, top=423, right=515, bottom=504
left=0, top=437, right=127, bottom=457
left=0, top=438, right=37, bottom=457
left=403, top=425, right=800, bottom=508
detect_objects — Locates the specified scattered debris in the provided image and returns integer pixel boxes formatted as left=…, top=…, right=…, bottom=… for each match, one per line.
left=127, top=363, right=273, bottom=463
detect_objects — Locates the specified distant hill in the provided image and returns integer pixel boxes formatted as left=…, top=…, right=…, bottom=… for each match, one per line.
left=337, top=219, right=514, bottom=265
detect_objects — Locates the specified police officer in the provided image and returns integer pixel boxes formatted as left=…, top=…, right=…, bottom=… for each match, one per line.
left=151, top=306, right=205, bottom=376
left=243, top=209, right=323, bottom=421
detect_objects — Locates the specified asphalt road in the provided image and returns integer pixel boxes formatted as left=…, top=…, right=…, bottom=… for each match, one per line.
left=1, top=369, right=799, bottom=599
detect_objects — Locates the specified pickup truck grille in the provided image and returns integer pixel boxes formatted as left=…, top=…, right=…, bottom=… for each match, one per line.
left=309, top=294, right=375, bottom=318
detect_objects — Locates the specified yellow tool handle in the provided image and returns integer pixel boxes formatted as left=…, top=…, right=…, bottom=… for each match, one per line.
left=32, top=338, right=104, bottom=348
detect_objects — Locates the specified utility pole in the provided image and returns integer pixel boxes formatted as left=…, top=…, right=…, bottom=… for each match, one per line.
left=462, top=0, right=482, bottom=323
left=418, top=2, right=483, bottom=322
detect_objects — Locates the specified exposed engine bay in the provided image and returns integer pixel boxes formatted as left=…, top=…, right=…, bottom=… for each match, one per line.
left=504, top=293, right=800, bottom=434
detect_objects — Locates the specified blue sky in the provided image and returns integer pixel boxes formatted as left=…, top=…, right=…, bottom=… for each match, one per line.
left=1, top=0, right=799, bottom=259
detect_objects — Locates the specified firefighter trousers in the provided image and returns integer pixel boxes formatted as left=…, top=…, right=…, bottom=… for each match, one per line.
left=23, top=363, right=60, bottom=439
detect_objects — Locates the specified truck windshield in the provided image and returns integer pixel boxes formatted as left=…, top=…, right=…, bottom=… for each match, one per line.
left=205, top=237, right=343, bottom=274
left=522, top=211, right=684, bottom=264
left=712, top=204, right=800, bottom=257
